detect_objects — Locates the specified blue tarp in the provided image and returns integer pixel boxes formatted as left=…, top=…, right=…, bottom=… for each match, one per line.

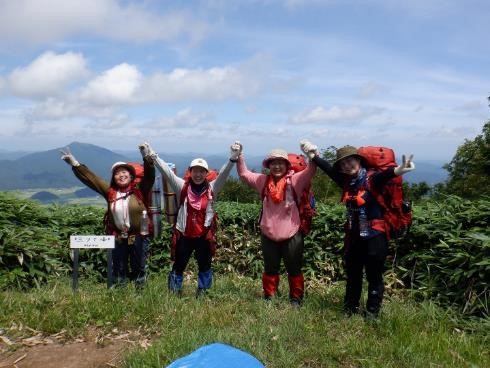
left=166, top=343, right=265, bottom=368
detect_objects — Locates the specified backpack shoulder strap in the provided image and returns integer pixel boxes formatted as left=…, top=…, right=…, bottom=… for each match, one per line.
left=366, top=170, right=389, bottom=211
left=132, top=185, right=147, bottom=207
left=286, top=176, right=300, bottom=206
left=180, top=181, right=190, bottom=206
left=107, top=187, right=117, bottom=202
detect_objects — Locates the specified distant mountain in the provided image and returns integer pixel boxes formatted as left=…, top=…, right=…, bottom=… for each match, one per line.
left=0, top=149, right=31, bottom=160
left=30, top=191, right=59, bottom=203
left=403, top=160, right=448, bottom=185
left=0, top=142, right=448, bottom=190
left=74, top=187, right=103, bottom=198
left=114, top=149, right=265, bottom=177
left=0, top=142, right=130, bottom=190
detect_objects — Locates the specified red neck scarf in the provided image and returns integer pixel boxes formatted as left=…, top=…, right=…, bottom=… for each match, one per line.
left=266, top=175, right=287, bottom=203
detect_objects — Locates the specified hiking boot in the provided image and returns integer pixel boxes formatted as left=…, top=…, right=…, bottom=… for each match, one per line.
left=263, top=294, right=273, bottom=302
left=168, top=271, right=183, bottom=295
left=363, top=309, right=380, bottom=321
left=290, top=298, right=302, bottom=308
left=196, top=288, right=207, bottom=299
left=343, top=305, right=360, bottom=317
left=288, top=274, right=304, bottom=304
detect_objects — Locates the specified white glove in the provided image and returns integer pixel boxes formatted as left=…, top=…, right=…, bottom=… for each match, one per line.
left=394, top=154, right=415, bottom=176
left=230, top=140, right=242, bottom=161
left=299, top=139, right=318, bottom=160
left=59, top=147, right=80, bottom=167
left=139, top=142, right=158, bottom=161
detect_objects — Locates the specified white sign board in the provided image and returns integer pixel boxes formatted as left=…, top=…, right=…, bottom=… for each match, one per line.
left=70, top=235, right=115, bottom=249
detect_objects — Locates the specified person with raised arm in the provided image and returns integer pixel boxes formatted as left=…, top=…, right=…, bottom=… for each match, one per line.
left=60, top=145, right=155, bottom=289
left=300, top=140, right=415, bottom=318
left=235, top=143, right=316, bottom=306
left=140, top=141, right=241, bottom=297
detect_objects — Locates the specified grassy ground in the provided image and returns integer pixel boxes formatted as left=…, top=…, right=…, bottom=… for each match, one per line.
left=1, top=273, right=489, bottom=368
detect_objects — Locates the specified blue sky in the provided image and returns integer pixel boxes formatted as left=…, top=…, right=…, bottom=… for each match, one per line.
left=0, top=0, right=488, bottom=161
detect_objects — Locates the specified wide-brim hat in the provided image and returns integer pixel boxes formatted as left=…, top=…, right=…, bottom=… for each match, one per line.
left=189, top=158, right=209, bottom=171
left=111, top=161, right=136, bottom=177
left=333, top=145, right=363, bottom=168
left=262, top=148, right=291, bottom=168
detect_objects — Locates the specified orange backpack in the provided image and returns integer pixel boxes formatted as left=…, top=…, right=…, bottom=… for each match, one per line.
left=287, top=154, right=316, bottom=235
left=126, top=162, right=145, bottom=184
left=357, top=146, right=412, bottom=239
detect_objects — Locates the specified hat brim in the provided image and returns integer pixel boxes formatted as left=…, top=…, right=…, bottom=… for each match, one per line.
left=189, top=164, right=209, bottom=171
left=262, top=157, right=291, bottom=168
left=333, top=153, right=364, bottom=168
left=112, top=164, right=136, bottom=177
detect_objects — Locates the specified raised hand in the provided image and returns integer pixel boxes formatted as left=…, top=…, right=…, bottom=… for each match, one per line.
left=394, top=154, right=415, bottom=176
left=299, top=139, right=318, bottom=159
left=139, top=142, right=157, bottom=161
left=230, top=140, right=243, bottom=161
left=59, top=147, right=80, bottom=167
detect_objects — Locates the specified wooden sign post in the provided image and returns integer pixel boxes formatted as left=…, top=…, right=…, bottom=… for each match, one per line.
left=70, top=235, right=115, bottom=291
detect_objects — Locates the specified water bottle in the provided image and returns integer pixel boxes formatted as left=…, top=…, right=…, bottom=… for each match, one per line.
left=358, top=207, right=369, bottom=237
left=140, top=210, right=149, bottom=236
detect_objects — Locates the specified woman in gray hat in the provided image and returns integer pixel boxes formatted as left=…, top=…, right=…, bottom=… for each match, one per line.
left=60, top=146, right=155, bottom=289
left=235, top=144, right=316, bottom=306
left=300, top=141, right=415, bottom=318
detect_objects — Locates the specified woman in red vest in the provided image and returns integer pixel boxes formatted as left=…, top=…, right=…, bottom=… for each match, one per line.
left=300, top=140, right=414, bottom=318
left=140, top=142, right=240, bottom=296
left=60, top=146, right=155, bottom=289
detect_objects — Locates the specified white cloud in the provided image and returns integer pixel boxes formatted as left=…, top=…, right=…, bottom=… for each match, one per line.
left=84, top=114, right=132, bottom=130
left=0, top=76, right=5, bottom=96
left=8, top=51, right=88, bottom=98
left=289, top=105, right=382, bottom=124
left=428, top=125, right=479, bottom=139
left=21, top=58, right=264, bottom=124
left=0, top=0, right=208, bottom=46
left=103, top=5, right=208, bottom=44
left=25, top=97, right=116, bottom=121
left=455, top=100, right=485, bottom=112
left=357, top=81, right=385, bottom=99
left=284, top=0, right=335, bottom=10
left=143, top=66, right=262, bottom=102
left=147, top=109, right=211, bottom=130
left=80, top=63, right=142, bottom=105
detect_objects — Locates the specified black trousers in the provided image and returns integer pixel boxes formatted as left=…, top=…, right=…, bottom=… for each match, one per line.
left=344, top=233, right=388, bottom=313
left=172, top=235, right=212, bottom=275
left=261, top=232, right=304, bottom=276
left=113, top=235, right=149, bottom=285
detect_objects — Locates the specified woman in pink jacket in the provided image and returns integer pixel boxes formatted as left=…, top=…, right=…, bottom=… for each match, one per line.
left=233, top=142, right=316, bottom=306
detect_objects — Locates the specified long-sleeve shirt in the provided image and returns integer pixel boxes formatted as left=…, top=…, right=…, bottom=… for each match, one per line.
left=72, top=158, right=155, bottom=234
left=153, top=156, right=235, bottom=233
left=237, top=155, right=317, bottom=241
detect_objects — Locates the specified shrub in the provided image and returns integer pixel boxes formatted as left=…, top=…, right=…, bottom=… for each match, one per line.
left=1, top=192, right=489, bottom=316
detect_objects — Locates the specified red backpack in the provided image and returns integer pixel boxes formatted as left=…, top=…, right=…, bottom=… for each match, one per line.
left=357, top=146, right=412, bottom=240
left=107, top=162, right=148, bottom=205
left=127, top=162, right=145, bottom=184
